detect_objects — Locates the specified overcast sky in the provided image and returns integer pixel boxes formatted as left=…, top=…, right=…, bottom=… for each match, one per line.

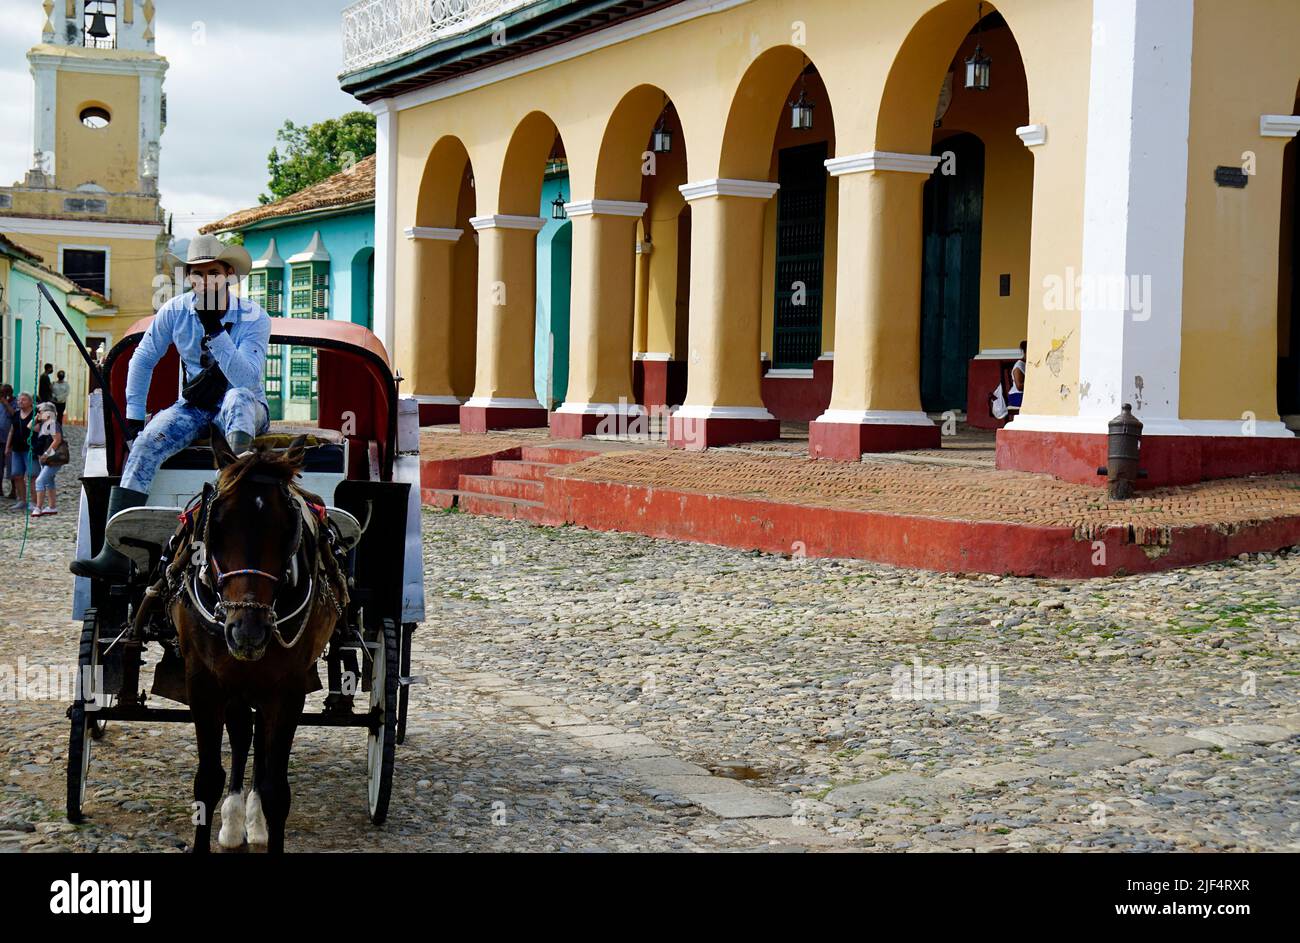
left=0, top=0, right=364, bottom=239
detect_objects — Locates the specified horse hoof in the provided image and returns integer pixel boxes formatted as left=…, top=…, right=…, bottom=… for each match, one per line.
left=245, top=790, right=269, bottom=846
left=218, top=793, right=247, bottom=849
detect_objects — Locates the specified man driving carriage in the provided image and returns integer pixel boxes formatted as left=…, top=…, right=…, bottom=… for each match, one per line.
left=71, top=235, right=272, bottom=581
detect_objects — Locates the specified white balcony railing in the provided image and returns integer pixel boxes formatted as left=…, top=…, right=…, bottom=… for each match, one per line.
left=342, top=0, right=535, bottom=74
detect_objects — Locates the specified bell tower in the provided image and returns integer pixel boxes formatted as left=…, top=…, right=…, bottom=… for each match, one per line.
left=0, top=1, right=169, bottom=332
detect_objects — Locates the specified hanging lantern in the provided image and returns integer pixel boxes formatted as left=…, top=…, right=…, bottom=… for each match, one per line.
left=790, top=59, right=816, bottom=131
left=964, top=44, right=991, bottom=90
left=964, top=2, right=991, bottom=90
left=551, top=193, right=567, bottom=220
left=790, top=87, right=815, bottom=131
left=652, top=119, right=673, bottom=154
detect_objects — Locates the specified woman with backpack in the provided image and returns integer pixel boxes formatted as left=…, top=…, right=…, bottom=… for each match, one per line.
left=31, top=401, right=68, bottom=517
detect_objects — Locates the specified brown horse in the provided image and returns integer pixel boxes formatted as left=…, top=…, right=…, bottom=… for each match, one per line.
left=165, top=428, right=348, bottom=853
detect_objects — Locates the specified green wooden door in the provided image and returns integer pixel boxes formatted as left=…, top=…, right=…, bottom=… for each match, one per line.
left=920, top=133, right=984, bottom=412
left=773, top=142, right=828, bottom=369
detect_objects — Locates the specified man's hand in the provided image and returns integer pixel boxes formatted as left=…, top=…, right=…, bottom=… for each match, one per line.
left=198, top=308, right=224, bottom=337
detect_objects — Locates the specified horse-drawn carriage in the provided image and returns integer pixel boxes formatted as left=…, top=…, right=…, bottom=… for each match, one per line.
left=66, top=316, right=425, bottom=848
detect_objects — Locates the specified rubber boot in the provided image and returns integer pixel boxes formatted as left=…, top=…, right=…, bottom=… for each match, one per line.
left=69, top=486, right=149, bottom=581
left=227, top=430, right=254, bottom=457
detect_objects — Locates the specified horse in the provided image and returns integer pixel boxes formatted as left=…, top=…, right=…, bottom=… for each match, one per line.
left=160, top=427, right=350, bottom=853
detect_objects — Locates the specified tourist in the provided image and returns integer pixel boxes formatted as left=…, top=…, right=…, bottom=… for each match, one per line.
left=0, top=385, right=14, bottom=500
left=991, top=340, right=1027, bottom=420
left=5, top=392, right=34, bottom=513
left=51, top=370, right=70, bottom=425
left=31, top=401, right=66, bottom=517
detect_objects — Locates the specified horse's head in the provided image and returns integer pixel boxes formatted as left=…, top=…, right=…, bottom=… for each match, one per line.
left=204, top=426, right=309, bottom=662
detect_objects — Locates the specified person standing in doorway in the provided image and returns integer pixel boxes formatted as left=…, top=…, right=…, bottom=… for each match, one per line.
left=38, top=364, right=53, bottom=406
left=51, top=370, right=70, bottom=425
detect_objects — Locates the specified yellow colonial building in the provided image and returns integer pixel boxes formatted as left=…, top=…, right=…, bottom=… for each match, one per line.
left=340, top=0, right=1300, bottom=485
left=0, top=1, right=168, bottom=360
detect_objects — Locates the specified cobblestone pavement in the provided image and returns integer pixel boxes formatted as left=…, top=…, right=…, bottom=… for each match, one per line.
left=2, top=429, right=1297, bottom=851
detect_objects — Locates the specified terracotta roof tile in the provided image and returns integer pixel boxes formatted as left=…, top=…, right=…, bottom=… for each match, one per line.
left=202, top=155, right=376, bottom=234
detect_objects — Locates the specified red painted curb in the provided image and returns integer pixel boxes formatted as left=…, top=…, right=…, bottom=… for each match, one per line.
left=540, top=476, right=1300, bottom=578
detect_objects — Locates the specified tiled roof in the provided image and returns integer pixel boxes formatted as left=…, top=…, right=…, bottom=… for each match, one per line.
left=202, top=155, right=376, bottom=234
left=0, top=232, right=44, bottom=264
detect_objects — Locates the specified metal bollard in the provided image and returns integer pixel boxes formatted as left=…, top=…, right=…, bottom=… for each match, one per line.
left=1096, top=403, right=1148, bottom=499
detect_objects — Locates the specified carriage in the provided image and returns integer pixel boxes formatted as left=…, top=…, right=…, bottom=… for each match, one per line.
left=66, top=316, right=425, bottom=830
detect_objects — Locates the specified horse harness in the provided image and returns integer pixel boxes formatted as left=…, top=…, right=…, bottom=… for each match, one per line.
left=151, top=475, right=350, bottom=650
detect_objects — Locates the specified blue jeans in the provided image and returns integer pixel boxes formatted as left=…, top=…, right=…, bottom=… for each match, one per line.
left=34, top=462, right=60, bottom=492
left=122, top=388, right=269, bottom=494
left=9, top=451, right=30, bottom=478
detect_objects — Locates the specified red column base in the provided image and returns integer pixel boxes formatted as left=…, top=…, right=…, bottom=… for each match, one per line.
left=417, top=401, right=462, bottom=426
left=667, top=414, right=780, bottom=450
left=459, top=404, right=549, bottom=434
left=549, top=410, right=606, bottom=439
left=809, top=420, right=941, bottom=460
left=996, top=427, right=1300, bottom=486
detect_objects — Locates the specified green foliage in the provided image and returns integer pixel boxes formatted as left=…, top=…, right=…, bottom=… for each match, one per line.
left=260, top=111, right=377, bottom=204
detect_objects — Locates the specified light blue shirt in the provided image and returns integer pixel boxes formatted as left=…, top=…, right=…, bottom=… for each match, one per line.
left=126, top=291, right=271, bottom=421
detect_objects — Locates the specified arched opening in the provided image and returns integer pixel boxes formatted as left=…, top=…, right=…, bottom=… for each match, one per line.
left=408, top=135, right=477, bottom=424
left=350, top=246, right=375, bottom=331
left=592, top=85, right=691, bottom=424
left=537, top=155, right=572, bottom=408
left=1278, top=81, right=1300, bottom=429
left=885, top=4, right=1033, bottom=427
left=719, top=48, right=837, bottom=424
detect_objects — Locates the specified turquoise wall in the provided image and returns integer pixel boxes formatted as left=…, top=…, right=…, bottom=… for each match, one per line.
left=6, top=268, right=83, bottom=396
left=240, top=206, right=375, bottom=327
left=535, top=172, right=572, bottom=407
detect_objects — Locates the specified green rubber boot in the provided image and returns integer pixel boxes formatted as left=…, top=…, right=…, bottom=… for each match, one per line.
left=69, top=486, right=149, bottom=581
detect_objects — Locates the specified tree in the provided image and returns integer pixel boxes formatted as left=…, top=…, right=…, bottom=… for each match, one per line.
left=260, top=111, right=376, bottom=204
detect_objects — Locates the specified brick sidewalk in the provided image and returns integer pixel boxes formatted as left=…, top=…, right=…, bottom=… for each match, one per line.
left=552, top=449, right=1300, bottom=537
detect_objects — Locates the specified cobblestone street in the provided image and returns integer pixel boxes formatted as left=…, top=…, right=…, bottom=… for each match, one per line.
left=2, top=426, right=1298, bottom=852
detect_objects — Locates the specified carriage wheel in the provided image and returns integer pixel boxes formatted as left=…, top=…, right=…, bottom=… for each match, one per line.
left=395, top=623, right=413, bottom=745
left=66, top=611, right=100, bottom=823
left=366, top=619, right=398, bottom=825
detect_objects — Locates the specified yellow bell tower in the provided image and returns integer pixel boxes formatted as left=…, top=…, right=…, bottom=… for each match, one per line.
left=0, top=1, right=169, bottom=341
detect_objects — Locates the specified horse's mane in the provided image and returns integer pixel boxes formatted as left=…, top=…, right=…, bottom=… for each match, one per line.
left=215, top=445, right=306, bottom=493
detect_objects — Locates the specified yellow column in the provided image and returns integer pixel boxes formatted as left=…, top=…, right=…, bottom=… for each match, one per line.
left=810, top=153, right=941, bottom=460
left=461, top=214, right=548, bottom=433
left=668, top=179, right=781, bottom=449
left=551, top=199, right=646, bottom=438
left=399, top=226, right=463, bottom=424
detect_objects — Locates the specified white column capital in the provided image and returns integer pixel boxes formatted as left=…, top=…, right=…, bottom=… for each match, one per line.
left=469, top=215, right=547, bottom=232
left=678, top=178, right=780, bottom=201
left=824, top=152, right=941, bottom=176
left=1016, top=124, right=1048, bottom=147
left=1260, top=115, right=1300, bottom=138
left=404, top=226, right=463, bottom=241
left=563, top=199, right=647, bottom=218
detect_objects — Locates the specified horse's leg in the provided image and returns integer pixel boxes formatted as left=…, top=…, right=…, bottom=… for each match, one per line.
left=188, top=677, right=226, bottom=854
left=218, top=702, right=253, bottom=850
left=245, top=709, right=269, bottom=847
left=253, top=692, right=306, bottom=854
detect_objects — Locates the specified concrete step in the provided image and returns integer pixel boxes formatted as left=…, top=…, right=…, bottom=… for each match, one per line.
left=520, top=445, right=601, bottom=466
left=422, top=488, right=458, bottom=509
left=459, top=492, right=547, bottom=524
left=492, top=459, right=562, bottom=482
left=458, top=474, right=545, bottom=502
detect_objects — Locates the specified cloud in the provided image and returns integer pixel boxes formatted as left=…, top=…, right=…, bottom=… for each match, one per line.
left=0, top=0, right=366, bottom=239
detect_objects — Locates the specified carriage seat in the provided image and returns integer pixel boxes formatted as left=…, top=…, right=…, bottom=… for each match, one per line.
left=106, top=505, right=363, bottom=571
left=159, top=425, right=346, bottom=474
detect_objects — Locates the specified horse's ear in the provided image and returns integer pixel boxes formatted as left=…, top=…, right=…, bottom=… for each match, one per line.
left=284, top=434, right=308, bottom=470
left=210, top=424, right=238, bottom=470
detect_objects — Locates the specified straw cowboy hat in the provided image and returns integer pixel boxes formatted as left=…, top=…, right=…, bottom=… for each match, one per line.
left=165, top=234, right=252, bottom=280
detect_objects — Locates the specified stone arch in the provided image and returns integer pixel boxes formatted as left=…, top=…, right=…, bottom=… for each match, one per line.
left=718, top=45, right=829, bottom=180
left=594, top=84, right=687, bottom=202
left=499, top=111, right=565, bottom=216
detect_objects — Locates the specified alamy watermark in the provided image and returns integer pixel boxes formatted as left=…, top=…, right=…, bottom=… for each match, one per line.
left=890, top=656, right=1000, bottom=712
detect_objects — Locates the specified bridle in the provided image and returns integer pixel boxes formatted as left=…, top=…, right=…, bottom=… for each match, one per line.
left=181, top=473, right=326, bottom=650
